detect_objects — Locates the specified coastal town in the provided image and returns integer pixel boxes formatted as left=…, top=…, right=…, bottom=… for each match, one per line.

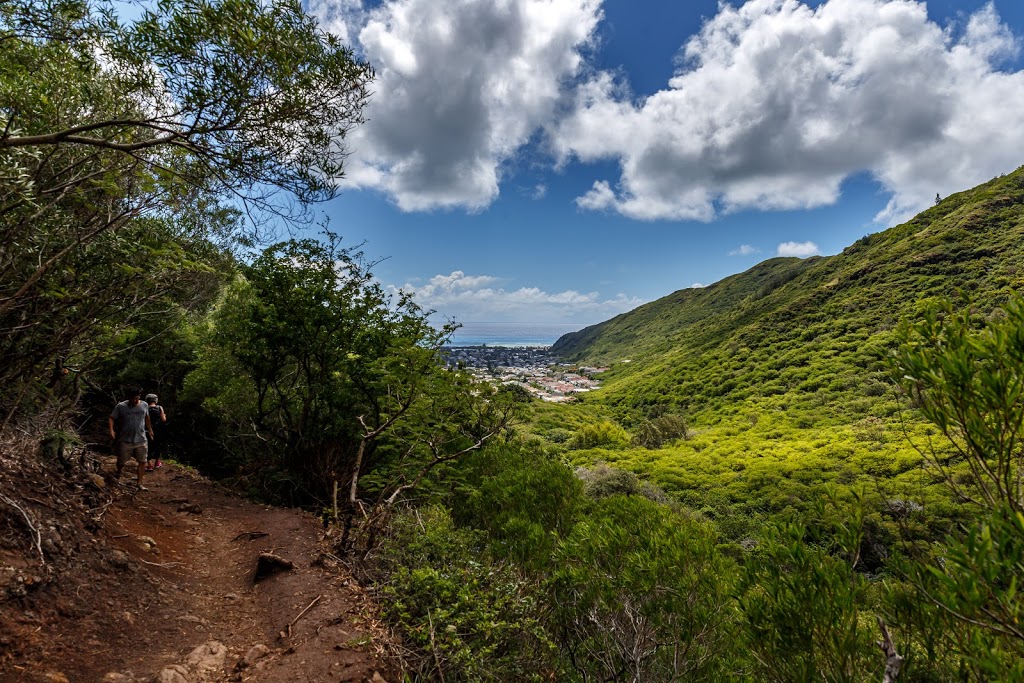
left=442, top=345, right=607, bottom=402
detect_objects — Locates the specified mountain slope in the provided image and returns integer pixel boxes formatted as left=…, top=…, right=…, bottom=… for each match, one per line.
left=554, top=166, right=1024, bottom=419
left=543, top=166, right=1024, bottom=538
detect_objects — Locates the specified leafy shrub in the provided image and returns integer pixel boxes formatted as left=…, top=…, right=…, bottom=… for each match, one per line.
left=575, top=462, right=641, bottom=498
left=544, top=428, right=572, bottom=444
left=739, top=519, right=878, bottom=682
left=549, top=496, right=736, bottom=681
left=374, top=506, right=555, bottom=682
left=568, top=420, right=630, bottom=450
left=452, top=445, right=582, bottom=569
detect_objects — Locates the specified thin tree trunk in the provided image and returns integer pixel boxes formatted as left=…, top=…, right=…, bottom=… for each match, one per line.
left=877, top=617, right=903, bottom=683
left=332, top=478, right=339, bottom=523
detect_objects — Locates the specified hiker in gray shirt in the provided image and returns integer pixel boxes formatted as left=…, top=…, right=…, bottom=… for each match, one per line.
left=108, top=387, right=154, bottom=491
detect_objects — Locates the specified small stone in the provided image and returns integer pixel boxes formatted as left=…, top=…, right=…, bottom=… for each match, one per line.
left=185, top=640, right=227, bottom=680
left=87, top=473, right=106, bottom=489
left=42, top=673, right=69, bottom=683
left=137, top=535, right=157, bottom=547
left=121, top=611, right=135, bottom=626
left=239, top=644, right=270, bottom=668
left=155, top=665, right=190, bottom=683
left=108, top=550, right=130, bottom=570
left=178, top=502, right=203, bottom=515
left=102, top=673, right=132, bottom=682
left=254, top=553, right=293, bottom=581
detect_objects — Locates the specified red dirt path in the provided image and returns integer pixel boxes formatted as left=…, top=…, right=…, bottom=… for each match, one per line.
left=1, top=459, right=396, bottom=683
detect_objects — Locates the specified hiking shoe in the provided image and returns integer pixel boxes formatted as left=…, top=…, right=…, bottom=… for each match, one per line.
left=145, top=466, right=155, bottom=472
left=137, top=484, right=149, bottom=491
left=155, top=462, right=163, bottom=468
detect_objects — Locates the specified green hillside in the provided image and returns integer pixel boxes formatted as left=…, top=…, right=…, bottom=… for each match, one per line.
left=539, top=166, right=1024, bottom=537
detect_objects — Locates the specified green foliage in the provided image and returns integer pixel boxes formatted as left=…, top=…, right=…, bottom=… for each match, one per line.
left=186, top=236, right=428, bottom=499
left=0, top=0, right=370, bottom=421
left=630, top=409, right=690, bottom=448
left=550, top=495, right=735, bottom=681
left=574, top=462, right=669, bottom=502
left=451, top=445, right=583, bottom=569
left=887, top=294, right=1024, bottom=678
left=185, top=236, right=513, bottom=509
left=892, top=296, right=1024, bottom=512
left=890, top=505, right=1024, bottom=680
left=374, top=506, right=555, bottom=682
left=739, top=521, right=876, bottom=682
left=568, top=419, right=631, bottom=450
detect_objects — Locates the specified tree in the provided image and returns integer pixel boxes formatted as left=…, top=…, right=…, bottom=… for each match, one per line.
left=186, top=237, right=515, bottom=519
left=892, top=297, right=1024, bottom=515
left=0, top=0, right=371, bottom=420
left=1, top=0, right=370, bottom=208
left=889, top=295, right=1024, bottom=676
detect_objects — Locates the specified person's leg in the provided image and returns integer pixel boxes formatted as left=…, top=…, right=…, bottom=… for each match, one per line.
left=133, top=443, right=149, bottom=489
left=115, top=442, right=128, bottom=479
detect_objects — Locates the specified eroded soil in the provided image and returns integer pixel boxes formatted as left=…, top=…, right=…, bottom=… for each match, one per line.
left=1, top=455, right=396, bottom=683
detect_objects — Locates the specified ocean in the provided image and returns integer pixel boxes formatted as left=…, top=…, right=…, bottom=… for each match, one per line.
left=445, top=321, right=586, bottom=347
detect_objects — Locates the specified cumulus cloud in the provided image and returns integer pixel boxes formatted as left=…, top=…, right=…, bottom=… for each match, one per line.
left=729, top=244, right=761, bottom=256
left=777, top=241, right=820, bottom=257
left=311, top=0, right=602, bottom=211
left=391, top=271, right=643, bottom=322
left=553, top=0, right=1024, bottom=223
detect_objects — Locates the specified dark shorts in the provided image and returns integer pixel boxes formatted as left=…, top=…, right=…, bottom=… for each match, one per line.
left=116, top=441, right=148, bottom=467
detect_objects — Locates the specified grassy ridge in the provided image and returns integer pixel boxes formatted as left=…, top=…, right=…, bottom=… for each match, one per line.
left=538, top=166, right=1024, bottom=540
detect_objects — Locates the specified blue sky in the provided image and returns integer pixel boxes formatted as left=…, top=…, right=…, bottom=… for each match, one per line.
left=306, top=0, right=1024, bottom=326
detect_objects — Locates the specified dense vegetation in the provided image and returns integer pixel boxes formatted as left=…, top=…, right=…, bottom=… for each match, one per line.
left=538, top=168, right=1024, bottom=541
left=0, top=0, right=370, bottom=424
left=366, top=289, right=1024, bottom=682
left=3, top=0, right=1024, bottom=680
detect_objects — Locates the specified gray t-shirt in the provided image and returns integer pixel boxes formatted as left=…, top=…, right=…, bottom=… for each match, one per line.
left=111, top=400, right=149, bottom=443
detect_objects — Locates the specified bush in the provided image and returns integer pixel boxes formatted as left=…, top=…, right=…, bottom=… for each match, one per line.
left=452, top=445, right=583, bottom=569
left=549, top=496, right=736, bottom=681
left=374, top=506, right=556, bottom=682
left=568, top=420, right=631, bottom=450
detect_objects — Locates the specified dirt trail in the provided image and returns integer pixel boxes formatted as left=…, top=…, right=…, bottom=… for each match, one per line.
left=2, top=459, right=395, bottom=683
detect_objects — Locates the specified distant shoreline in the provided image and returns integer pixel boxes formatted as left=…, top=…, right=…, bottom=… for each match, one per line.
left=443, top=321, right=583, bottom=348
left=444, top=342, right=554, bottom=349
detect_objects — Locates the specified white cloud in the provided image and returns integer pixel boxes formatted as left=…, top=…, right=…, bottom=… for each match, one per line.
left=312, top=0, right=602, bottom=211
left=690, top=282, right=708, bottom=288
left=575, top=180, right=617, bottom=212
left=391, top=270, right=643, bottom=322
left=777, top=241, right=820, bottom=257
left=553, top=0, right=1024, bottom=223
left=729, top=244, right=761, bottom=256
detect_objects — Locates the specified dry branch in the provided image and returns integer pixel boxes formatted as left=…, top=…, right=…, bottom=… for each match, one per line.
left=0, top=490, right=44, bottom=563
left=877, top=617, right=904, bottom=683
